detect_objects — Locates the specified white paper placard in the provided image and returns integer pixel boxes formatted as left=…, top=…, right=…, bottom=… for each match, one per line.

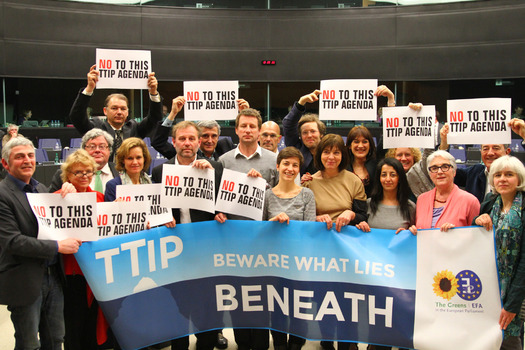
left=96, top=48, right=151, bottom=89
left=319, top=79, right=378, bottom=121
left=215, top=168, right=266, bottom=221
left=27, top=192, right=98, bottom=241
left=160, top=164, right=215, bottom=213
left=447, top=98, right=511, bottom=145
left=96, top=201, right=149, bottom=239
left=183, top=81, right=239, bottom=120
left=382, top=105, right=436, bottom=149
left=116, top=184, right=173, bottom=227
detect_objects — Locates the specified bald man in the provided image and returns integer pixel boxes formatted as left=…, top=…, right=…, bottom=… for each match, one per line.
left=258, top=121, right=282, bottom=153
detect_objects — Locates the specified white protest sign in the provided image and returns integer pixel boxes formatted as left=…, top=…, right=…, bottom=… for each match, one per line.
left=319, top=79, right=377, bottom=121
left=27, top=192, right=98, bottom=241
left=215, top=169, right=266, bottom=221
left=383, top=106, right=436, bottom=149
left=183, top=81, right=239, bottom=121
left=116, top=184, right=173, bottom=227
left=96, top=201, right=149, bottom=239
left=447, top=98, right=511, bottom=145
left=96, top=48, right=151, bottom=89
left=413, top=226, right=502, bottom=350
left=160, top=164, right=215, bottom=213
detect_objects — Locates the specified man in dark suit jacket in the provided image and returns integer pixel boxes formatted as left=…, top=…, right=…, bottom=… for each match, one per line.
left=439, top=122, right=522, bottom=202
left=70, top=65, right=163, bottom=159
left=151, top=120, right=223, bottom=350
left=282, top=90, right=325, bottom=177
left=49, top=128, right=119, bottom=193
left=152, top=96, right=243, bottom=161
left=0, top=137, right=81, bottom=349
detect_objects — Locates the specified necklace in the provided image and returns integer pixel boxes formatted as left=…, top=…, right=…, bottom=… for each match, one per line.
left=434, top=198, right=447, bottom=203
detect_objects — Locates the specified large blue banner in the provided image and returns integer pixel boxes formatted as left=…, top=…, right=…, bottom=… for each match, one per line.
left=75, top=221, right=500, bottom=350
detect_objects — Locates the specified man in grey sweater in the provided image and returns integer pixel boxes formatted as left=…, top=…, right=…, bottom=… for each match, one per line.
left=216, top=108, right=277, bottom=350
left=218, top=108, right=278, bottom=192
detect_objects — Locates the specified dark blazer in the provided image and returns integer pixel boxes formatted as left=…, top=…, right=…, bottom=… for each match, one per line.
left=104, top=175, right=122, bottom=202
left=151, top=122, right=234, bottom=160
left=282, top=102, right=315, bottom=176
left=0, top=176, right=58, bottom=306
left=454, top=163, right=486, bottom=203
left=48, top=162, right=119, bottom=193
left=151, top=155, right=223, bottom=223
left=69, top=89, right=162, bottom=156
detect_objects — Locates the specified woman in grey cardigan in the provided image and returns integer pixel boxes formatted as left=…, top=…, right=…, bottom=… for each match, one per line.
left=263, top=147, right=316, bottom=350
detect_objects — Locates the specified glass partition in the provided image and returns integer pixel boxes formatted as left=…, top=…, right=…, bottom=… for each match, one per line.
left=59, top=0, right=479, bottom=9
left=2, top=77, right=524, bottom=127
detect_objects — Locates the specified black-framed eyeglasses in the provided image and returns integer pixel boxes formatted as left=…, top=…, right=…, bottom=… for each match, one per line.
left=69, top=171, right=94, bottom=178
left=85, top=144, right=109, bottom=151
left=428, top=164, right=453, bottom=173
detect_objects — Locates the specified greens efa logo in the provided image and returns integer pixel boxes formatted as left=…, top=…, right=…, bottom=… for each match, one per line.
left=433, top=269, right=482, bottom=302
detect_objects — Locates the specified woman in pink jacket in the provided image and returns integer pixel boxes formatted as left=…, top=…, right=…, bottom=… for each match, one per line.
left=414, top=150, right=480, bottom=231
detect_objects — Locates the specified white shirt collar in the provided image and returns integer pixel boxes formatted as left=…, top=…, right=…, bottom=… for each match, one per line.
left=234, top=145, right=262, bottom=160
left=99, top=163, right=112, bottom=175
left=175, top=155, right=197, bottom=166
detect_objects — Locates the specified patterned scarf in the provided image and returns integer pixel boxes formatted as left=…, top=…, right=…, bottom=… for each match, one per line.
left=490, top=191, right=523, bottom=336
left=119, top=171, right=152, bottom=186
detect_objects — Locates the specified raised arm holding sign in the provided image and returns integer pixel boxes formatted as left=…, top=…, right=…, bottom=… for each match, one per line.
left=319, top=79, right=380, bottom=121
left=282, top=90, right=326, bottom=179
left=70, top=51, right=163, bottom=160
left=438, top=118, right=525, bottom=203
left=151, top=96, right=242, bottom=160
left=382, top=105, right=436, bottom=149
left=446, top=98, right=511, bottom=145
left=183, top=81, right=239, bottom=121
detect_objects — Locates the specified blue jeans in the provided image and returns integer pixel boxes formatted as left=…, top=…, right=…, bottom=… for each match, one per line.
left=7, top=266, right=65, bottom=350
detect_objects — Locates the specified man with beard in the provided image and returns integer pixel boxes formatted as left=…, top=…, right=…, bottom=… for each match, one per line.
left=151, top=96, right=245, bottom=160
left=151, top=120, right=224, bottom=350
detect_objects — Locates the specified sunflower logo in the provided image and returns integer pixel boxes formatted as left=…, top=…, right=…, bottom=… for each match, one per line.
left=433, top=270, right=459, bottom=300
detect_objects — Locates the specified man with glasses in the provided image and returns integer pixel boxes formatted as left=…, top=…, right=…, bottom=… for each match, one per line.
left=439, top=119, right=525, bottom=202
left=49, top=129, right=119, bottom=193
left=282, top=90, right=326, bottom=177
left=258, top=121, right=282, bottom=153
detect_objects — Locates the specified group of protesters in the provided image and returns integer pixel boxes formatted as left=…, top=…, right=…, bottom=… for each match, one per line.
left=1, top=64, right=525, bottom=350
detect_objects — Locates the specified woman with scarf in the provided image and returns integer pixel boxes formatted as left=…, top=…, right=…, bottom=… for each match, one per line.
left=105, top=137, right=152, bottom=202
left=475, top=155, right=525, bottom=350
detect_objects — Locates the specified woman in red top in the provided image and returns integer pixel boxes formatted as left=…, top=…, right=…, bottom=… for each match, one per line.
left=55, top=149, right=108, bottom=350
